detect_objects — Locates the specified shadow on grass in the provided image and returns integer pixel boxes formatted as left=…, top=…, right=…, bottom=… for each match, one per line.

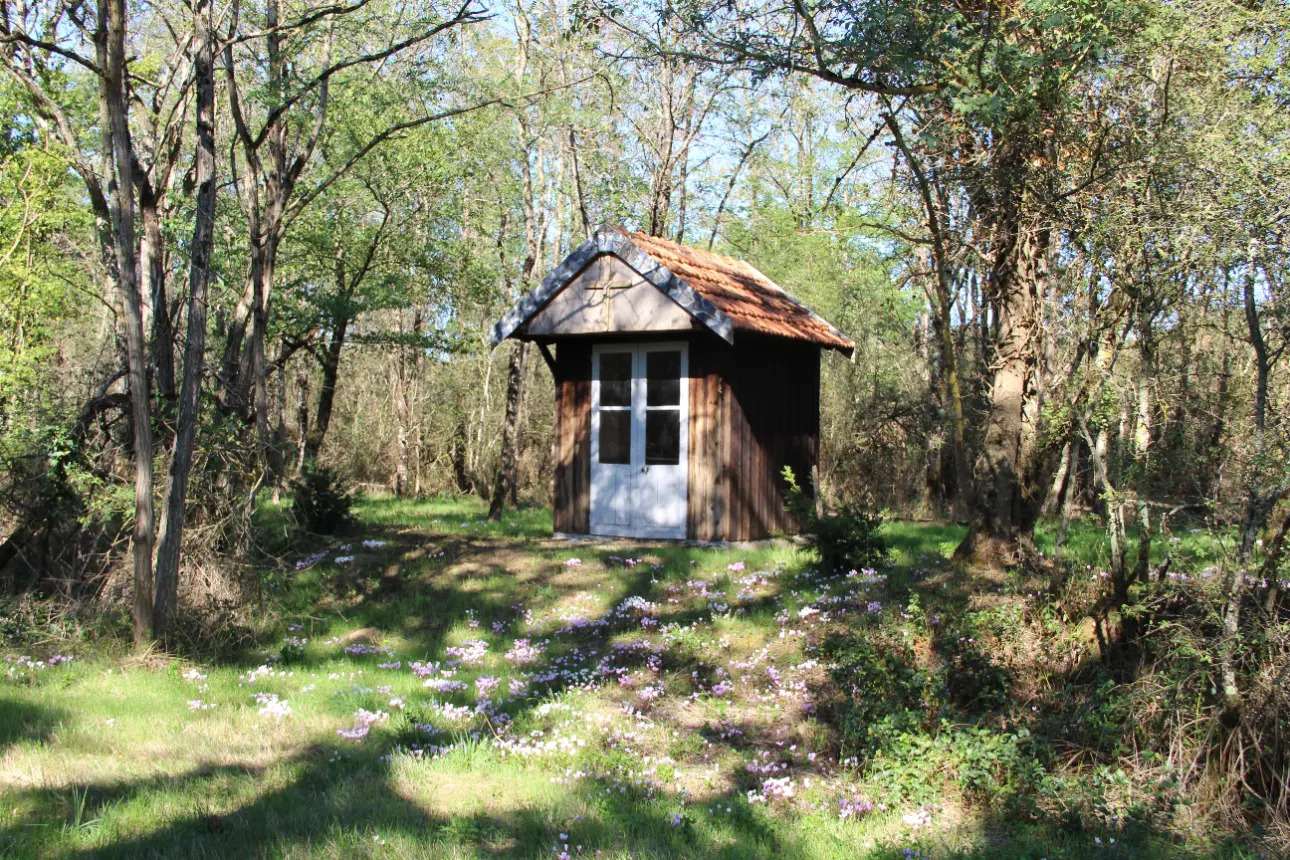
left=881, top=522, right=966, bottom=563
left=1, top=750, right=1224, bottom=859
left=256, top=505, right=798, bottom=677
left=0, top=743, right=799, bottom=858
left=0, top=695, right=68, bottom=751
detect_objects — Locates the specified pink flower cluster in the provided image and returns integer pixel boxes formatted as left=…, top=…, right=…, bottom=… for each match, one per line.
left=337, top=708, right=388, bottom=741
left=504, top=638, right=544, bottom=665
left=445, top=640, right=489, bottom=666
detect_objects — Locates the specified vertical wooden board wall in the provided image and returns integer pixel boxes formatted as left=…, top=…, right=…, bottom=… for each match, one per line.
left=552, top=342, right=591, bottom=533
left=722, top=340, right=750, bottom=541
left=722, top=339, right=822, bottom=541
left=687, top=338, right=708, bottom=539
left=726, top=344, right=751, bottom=539
left=687, top=334, right=727, bottom=541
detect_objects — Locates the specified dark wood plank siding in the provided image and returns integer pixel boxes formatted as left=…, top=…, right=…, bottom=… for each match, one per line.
left=687, top=336, right=724, bottom=541
left=552, top=342, right=591, bottom=533
left=716, top=337, right=820, bottom=541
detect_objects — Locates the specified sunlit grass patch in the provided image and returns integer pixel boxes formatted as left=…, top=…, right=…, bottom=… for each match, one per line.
left=353, top=494, right=553, bottom=540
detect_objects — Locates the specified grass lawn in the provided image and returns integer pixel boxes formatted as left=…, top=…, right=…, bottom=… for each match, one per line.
left=0, top=497, right=1257, bottom=858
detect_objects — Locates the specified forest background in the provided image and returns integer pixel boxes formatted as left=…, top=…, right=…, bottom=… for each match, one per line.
left=2, top=0, right=1289, bottom=849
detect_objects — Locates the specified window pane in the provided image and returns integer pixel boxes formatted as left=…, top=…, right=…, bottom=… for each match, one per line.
left=599, top=352, right=632, bottom=407
left=645, top=409, right=680, bottom=465
left=646, top=350, right=681, bottom=406
left=600, top=410, right=630, bottom=464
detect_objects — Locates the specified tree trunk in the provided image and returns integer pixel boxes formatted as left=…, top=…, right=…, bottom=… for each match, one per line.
left=103, top=0, right=155, bottom=646
left=567, top=128, right=591, bottom=238
left=510, top=356, right=529, bottom=507
left=392, top=358, right=410, bottom=497
left=1260, top=508, right=1290, bottom=613
left=488, top=341, right=528, bottom=520
left=955, top=219, right=1048, bottom=566
left=1221, top=248, right=1286, bottom=724
left=391, top=310, right=422, bottom=497
left=1042, top=439, right=1073, bottom=519
left=219, top=275, right=256, bottom=415
left=303, top=315, right=348, bottom=465
left=294, top=364, right=310, bottom=474
left=452, top=403, right=471, bottom=494
left=250, top=232, right=281, bottom=478
left=410, top=311, right=424, bottom=495
left=1055, top=440, right=1080, bottom=561
left=919, top=313, right=945, bottom=513
left=153, top=0, right=216, bottom=638
left=139, top=184, right=175, bottom=403
left=936, top=287, right=972, bottom=521
left=1134, top=313, right=1154, bottom=464
left=885, top=116, right=971, bottom=521
left=472, top=355, right=493, bottom=479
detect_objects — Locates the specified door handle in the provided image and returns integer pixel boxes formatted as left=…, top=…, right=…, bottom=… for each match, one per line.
left=640, top=466, right=650, bottom=474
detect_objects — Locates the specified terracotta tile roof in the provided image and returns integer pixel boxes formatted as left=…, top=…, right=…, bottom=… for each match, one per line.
left=610, top=226, right=855, bottom=353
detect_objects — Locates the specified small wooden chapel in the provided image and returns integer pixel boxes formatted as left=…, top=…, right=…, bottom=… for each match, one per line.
left=492, top=225, right=855, bottom=542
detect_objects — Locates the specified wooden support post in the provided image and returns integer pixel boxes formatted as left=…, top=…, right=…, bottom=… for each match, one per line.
left=536, top=342, right=558, bottom=375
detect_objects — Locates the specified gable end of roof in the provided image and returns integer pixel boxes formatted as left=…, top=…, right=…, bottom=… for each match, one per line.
left=490, top=227, right=734, bottom=347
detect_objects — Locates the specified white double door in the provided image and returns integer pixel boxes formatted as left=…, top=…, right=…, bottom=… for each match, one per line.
left=590, top=342, right=688, bottom=539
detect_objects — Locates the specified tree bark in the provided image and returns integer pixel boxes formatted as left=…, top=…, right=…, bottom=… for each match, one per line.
left=250, top=232, right=281, bottom=478
left=392, top=349, right=410, bottom=497
left=139, top=183, right=176, bottom=403
left=954, top=215, right=1048, bottom=567
left=303, top=314, right=348, bottom=465
left=103, top=0, right=155, bottom=646
left=452, top=401, right=471, bottom=494
left=1221, top=245, right=1287, bottom=724
left=488, top=341, right=528, bottom=520
left=885, top=113, right=972, bottom=521
left=1042, top=439, right=1073, bottom=519
left=1055, top=441, right=1080, bottom=561
left=153, top=0, right=216, bottom=638
left=294, top=364, right=310, bottom=473
left=1260, top=508, right=1290, bottom=613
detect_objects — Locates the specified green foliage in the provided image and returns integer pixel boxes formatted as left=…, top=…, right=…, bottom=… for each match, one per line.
left=827, top=624, right=1037, bottom=805
left=783, top=466, right=889, bottom=571
left=278, top=636, right=307, bottom=664
left=825, top=628, right=928, bottom=758
left=861, top=723, right=1037, bottom=805
left=935, top=616, right=1013, bottom=716
left=290, top=462, right=354, bottom=535
left=0, top=131, right=87, bottom=402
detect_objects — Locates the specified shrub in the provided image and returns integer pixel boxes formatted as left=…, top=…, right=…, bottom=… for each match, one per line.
left=826, top=629, right=1036, bottom=803
left=278, top=636, right=307, bottom=664
left=782, top=466, right=889, bottom=570
left=863, top=723, right=1037, bottom=803
left=935, top=615, right=1013, bottom=715
left=824, top=629, right=929, bottom=758
left=290, top=462, right=353, bottom=535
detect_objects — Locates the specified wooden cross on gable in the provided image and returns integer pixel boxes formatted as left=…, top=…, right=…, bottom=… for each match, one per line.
left=583, top=255, right=635, bottom=290
left=583, top=256, right=635, bottom=329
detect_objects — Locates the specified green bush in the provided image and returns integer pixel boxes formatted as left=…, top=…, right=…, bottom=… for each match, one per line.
left=863, top=723, right=1037, bottom=803
left=935, top=617, right=1012, bottom=715
left=826, top=629, right=1036, bottom=802
left=278, top=636, right=307, bottom=664
left=290, top=462, right=354, bottom=535
left=824, top=629, right=929, bottom=758
left=782, top=466, right=889, bottom=571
